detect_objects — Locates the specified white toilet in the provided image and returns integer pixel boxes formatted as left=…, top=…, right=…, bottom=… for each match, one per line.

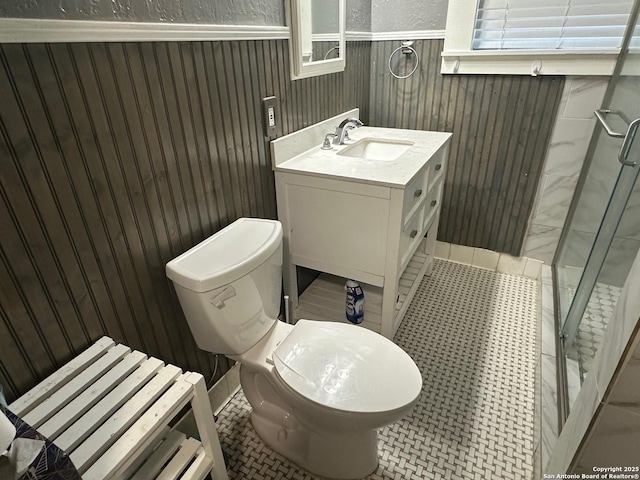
left=166, top=218, right=422, bottom=479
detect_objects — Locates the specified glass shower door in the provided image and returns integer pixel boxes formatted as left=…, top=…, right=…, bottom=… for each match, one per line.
left=560, top=120, right=640, bottom=378
left=556, top=3, right=640, bottom=389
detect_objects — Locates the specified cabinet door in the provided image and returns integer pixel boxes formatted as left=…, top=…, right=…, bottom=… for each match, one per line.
left=285, top=183, right=390, bottom=281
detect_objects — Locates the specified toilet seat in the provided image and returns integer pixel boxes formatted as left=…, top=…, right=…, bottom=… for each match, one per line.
left=272, top=320, right=422, bottom=414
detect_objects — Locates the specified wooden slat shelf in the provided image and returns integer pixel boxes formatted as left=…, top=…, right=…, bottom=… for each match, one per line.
left=393, top=251, right=431, bottom=334
left=395, top=251, right=428, bottom=313
left=9, top=337, right=228, bottom=480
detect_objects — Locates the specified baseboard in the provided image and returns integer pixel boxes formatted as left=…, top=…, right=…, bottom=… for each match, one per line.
left=434, top=241, right=543, bottom=280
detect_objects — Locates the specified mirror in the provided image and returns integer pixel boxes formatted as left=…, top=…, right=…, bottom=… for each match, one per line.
left=288, top=0, right=346, bottom=80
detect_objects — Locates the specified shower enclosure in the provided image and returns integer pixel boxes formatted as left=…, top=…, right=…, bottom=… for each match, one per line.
left=554, top=0, right=640, bottom=419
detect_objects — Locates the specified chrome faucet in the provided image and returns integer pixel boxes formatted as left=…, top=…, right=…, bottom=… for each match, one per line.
left=334, top=118, right=364, bottom=145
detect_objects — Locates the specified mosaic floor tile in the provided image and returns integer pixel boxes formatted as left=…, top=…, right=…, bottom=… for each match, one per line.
left=571, top=283, right=622, bottom=377
left=215, top=259, right=537, bottom=479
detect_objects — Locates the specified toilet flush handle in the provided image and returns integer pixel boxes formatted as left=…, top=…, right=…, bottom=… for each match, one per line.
left=210, top=286, right=237, bottom=308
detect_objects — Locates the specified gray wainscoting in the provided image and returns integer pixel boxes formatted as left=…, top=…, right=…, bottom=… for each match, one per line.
left=0, top=40, right=371, bottom=402
left=0, top=36, right=564, bottom=400
left=369, top=39, right=565, bottom=255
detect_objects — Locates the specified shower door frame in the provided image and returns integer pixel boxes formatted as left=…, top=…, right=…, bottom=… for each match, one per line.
left=552, top=0, right=640, bottom=426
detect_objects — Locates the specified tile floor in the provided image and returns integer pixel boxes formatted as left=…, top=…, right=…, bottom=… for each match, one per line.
left=215, top=260, right=538, bottom=479
left=571, top=283, right=622, bottom=378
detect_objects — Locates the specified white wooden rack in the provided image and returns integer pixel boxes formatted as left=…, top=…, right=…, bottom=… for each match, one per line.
left=9, top=337, right=229, bottom=480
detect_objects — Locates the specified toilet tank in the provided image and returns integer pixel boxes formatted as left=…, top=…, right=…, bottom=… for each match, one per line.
left=166, top=218, right=282, bottom=355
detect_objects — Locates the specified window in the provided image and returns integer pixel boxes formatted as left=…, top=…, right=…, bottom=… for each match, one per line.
left=442, top=0, right=636, bottom=75
left=473, top=0, right=632, bottom=51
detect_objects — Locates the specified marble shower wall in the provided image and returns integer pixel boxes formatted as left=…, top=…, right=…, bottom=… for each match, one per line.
left=522, top=76, right=608, bottom=265
left=561, top=76, right=640, bottom=287
left=524, top=75, right=640, bottom=289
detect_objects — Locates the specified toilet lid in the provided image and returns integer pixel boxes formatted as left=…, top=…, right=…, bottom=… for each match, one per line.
left=272, top=320, right=422, bottom=413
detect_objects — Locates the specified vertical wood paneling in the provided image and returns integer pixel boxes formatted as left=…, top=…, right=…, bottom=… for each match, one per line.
left=370, top=39, right=564, bottom=255
left=0, top=40, right=370, bottom=402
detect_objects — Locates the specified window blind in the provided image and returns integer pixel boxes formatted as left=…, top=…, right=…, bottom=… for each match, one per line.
left=473, top=0, right=634, bottom=51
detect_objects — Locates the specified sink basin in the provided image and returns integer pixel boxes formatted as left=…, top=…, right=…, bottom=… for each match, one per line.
left=336, top=138, right=414, bottom=162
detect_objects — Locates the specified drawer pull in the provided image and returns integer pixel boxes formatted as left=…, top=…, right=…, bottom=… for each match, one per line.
left=409, top=229, right=418, bottom=238
left=414, top=189, right=423, bottom=198
left=435, top=164, right=442, bottom=171
left=431, top=200, right=437, bottom=207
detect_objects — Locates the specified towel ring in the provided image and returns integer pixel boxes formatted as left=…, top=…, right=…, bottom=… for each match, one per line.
left=324, top=46, right=340, bottom=60
left=388, top=41, right=419, bottom=79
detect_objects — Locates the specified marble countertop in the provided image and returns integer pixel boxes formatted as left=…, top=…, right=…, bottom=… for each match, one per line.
left=274, top=126, right=452, bottom=188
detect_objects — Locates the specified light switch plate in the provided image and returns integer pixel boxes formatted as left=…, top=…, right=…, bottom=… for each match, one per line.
left=262, top=96, right=278, bottom=138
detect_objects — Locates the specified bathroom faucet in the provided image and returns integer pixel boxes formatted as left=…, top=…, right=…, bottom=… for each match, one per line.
left=334, top=118, right=364, bottom=145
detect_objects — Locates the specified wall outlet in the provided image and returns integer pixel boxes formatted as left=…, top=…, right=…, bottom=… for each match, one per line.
left=262, top=96, right=278, bottom=138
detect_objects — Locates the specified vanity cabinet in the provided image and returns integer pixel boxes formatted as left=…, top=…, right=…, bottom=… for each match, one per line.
left=275, top=139, right=449, bottom=339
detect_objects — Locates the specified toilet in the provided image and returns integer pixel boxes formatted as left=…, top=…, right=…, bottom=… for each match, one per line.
left=166, top=218, right=422, bottom=479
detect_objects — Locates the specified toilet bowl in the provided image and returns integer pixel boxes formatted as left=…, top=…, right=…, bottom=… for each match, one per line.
left=166, top=218, right=422, bottom=479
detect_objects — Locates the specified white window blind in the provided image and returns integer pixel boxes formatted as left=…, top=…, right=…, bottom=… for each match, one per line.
left=473, top=0, right=634, bottom=51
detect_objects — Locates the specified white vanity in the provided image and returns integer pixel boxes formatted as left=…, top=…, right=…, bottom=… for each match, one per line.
left=272, top=110, right=451, bottom=339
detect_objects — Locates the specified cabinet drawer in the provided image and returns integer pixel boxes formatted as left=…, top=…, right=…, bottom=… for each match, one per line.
left=427, top=152, right=446, bottom=192
left=398, top=206, right=424, bottom=272
left=402, top=170, right=428, bottom=224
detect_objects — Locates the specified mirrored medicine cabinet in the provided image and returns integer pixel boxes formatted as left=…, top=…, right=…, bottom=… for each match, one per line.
left=287, top=0, right=346, bottom=80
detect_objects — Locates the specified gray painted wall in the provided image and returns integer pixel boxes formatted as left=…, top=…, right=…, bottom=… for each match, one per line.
left=0, top=0, right=373, bottom=30
left=347, top=0, right=372, bottom=31
left=314, top=0, right=372, bottom=32
left=0, top=0, right=286, bottom=25
left=371, top=0, right=448, bottom=32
